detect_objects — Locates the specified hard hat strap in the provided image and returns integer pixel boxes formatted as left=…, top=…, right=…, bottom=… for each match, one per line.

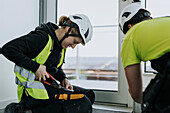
left=60, top=21, right=81, bottom=45
left=129, top=12, right=151, bottom=24
left=59, top=27, right=81, bottom=45
left=59, top=27, right=72, bottom=44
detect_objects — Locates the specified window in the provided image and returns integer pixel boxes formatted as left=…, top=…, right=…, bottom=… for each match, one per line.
left=63, top=26, right=118, bottom=90
left=58, top=0, right=119, bottom=91
left=57, top=0, right=129, bottom=105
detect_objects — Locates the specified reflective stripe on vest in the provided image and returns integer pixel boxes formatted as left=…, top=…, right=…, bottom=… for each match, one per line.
left=15, top=72, right=45, bottom=89
left=14, top=34, right=67, bottom=102
left=57, top=48, right=67, bottom=68
left=14, top=34, right=54, bottom=101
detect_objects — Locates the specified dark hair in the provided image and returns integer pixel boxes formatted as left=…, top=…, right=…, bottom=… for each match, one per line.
left=123, top=9, right=151, bottom=34
left=58, top=16, right=79, bottom=34
left=59, top=16, right=70, bottom=26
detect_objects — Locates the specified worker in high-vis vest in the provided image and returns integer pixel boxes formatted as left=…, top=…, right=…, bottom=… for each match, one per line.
left=1, top=14, right=95, bottom=113
left=119, top=3, right=170, bottom=113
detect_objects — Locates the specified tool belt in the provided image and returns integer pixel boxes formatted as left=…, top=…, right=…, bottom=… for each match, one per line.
left=24, top=84, right=85, bottom=101
left=54, top=94, right=84, bottom=100
left=142, top=53, right=170, bottom=113
left=41, top=73, right=86, bottom=101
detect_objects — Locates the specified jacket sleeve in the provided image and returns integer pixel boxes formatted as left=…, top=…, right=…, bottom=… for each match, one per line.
left=1, top=31, right=48, bottom=72
left=54, top=66, right=67, bottom=83
left=46, top=65, right=67, bottom=83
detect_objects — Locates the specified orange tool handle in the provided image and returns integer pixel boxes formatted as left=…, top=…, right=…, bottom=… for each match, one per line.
left=47, top=72, right=55, bottom=80
left=41, top=80, right=51, bottom=85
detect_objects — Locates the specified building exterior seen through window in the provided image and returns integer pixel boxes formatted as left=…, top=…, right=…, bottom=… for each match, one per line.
left=58, top=0, right=119, bottom=91
left=63, top=26, right=118, bottom=82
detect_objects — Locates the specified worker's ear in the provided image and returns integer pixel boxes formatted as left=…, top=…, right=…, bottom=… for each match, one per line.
left=128, top=24, right=133, bottom=29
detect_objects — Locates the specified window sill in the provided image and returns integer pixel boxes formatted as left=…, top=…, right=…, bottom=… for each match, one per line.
left=93, top=103, right=132, bottom=113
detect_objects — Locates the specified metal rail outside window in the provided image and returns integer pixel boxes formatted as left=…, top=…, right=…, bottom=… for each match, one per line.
left=75, top=25, right=118, bottom=80
left=39, top=0, right=47, bottom=25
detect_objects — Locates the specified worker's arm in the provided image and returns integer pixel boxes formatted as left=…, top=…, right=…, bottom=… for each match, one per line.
left=1, top=31, right=48, bottom=72
left=53, top=67, right=67, bottom=82
left=62, top=78, right=73, bottom=90
left=51, top=66, right=72, bottom=90
left=124, top=63, right=143, bottom=103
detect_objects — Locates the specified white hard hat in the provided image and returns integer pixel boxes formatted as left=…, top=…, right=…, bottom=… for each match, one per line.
left=119, top=3, right=150, bottom=32
left=69, top=14, right=93, bottom=45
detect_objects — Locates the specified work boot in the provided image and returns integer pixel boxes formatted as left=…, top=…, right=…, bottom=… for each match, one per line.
left=4, top=102, right=25, bottom=113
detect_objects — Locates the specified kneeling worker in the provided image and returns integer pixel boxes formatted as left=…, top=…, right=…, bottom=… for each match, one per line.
left=1, top=14, right=95, bottom=113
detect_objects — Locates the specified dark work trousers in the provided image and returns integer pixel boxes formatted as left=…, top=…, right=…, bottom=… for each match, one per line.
left=142, top=53, right=170, bottom=113
left=21, top=85, right=95, bottom=113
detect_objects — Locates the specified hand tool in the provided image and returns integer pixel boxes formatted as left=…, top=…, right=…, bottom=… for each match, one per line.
left=41, top=72, right=73, bottom=92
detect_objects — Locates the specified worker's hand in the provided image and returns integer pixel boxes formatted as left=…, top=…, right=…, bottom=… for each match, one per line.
left=62, top=78, right=73, bottom=90
left=35, top=65, right=49, bottom=81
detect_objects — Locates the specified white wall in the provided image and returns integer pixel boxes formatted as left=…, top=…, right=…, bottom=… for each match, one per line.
left=0, top=0, right=39, bottom=109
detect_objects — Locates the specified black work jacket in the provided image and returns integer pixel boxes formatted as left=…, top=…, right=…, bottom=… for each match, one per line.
left=1, top=22, right=66, bottom=82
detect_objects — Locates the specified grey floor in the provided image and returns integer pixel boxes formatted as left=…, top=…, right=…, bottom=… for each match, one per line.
left=93, top=109, right=130, bottom=113
left=0, top=109, right=130, bottom=113
left=0, top=109, right=32, bottom=113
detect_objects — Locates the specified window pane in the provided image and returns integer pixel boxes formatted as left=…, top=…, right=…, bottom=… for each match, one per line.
left=58, top=0, right=119, bottom=91
left=58, top=0, right=118, bottom=26
left=63, top=27, right=118, bottom=78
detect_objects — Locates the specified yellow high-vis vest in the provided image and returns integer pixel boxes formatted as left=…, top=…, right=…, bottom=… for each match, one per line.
left=14, top=34, right=66, bottom=102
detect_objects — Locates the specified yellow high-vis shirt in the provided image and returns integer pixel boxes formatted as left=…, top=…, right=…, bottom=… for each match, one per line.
left=121, top=17, right=170, bottom=68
